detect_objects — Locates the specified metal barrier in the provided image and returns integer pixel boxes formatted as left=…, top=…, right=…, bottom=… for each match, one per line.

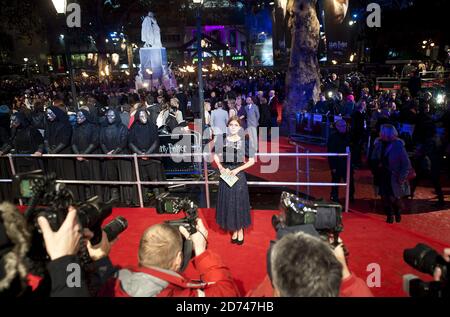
left=0, top=149, right=352, bottom=212
left=292, top=112, right=339, bottom=145
left=289, top=139, right=311, bottom=196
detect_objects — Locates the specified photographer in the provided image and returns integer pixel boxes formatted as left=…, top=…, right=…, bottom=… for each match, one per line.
left=36, top=206, right=90, bottom=297
left=1, top=203, right=101, bottom=297
left=248, top=233, right=372, bottom=297
left=102, top=219, right=239, bottom=297
left=434, top=248, right=450, bottom=282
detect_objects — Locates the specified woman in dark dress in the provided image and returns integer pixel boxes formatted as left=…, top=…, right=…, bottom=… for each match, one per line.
left=214, top=116, right=255, bottom=245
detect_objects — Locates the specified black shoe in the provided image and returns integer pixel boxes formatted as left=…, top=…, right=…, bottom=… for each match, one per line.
left=231, top=237, right=238, bottom=244
left=386, top=215, right=394, bottom=224
left=236, top=233, right=244, bottom=245
left=395, top=214, right=401, bottom=223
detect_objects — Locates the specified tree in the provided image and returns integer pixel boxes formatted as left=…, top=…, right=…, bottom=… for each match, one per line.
left=0, top=0, right=45, bottom=45
left=283, top=0, right=320, bottom=135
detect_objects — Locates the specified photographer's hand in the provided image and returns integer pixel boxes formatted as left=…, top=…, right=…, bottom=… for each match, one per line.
left=333, top=242, right=351, bottom=280
left=179, top=219, right=208, bottom=257
left=433, top=248, right=450, bottom=281
left=37, top=206, right=81, bottom=261
left=84, top=230, right=113, bottom=261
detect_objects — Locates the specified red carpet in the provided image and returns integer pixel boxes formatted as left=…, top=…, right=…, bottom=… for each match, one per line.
left=247, top=136, right=450, bottom=245
left=106, top=207, right=448, bottom=297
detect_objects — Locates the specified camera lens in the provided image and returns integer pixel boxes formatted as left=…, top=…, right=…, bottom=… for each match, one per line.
left=103, top=216, right=128, bottom=242
left=403, top=243, right=442, bottom=276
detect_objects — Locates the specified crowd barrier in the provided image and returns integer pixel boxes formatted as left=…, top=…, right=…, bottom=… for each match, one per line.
left=293, top=112, right=346, bottom=145
left=0, top=149, right=352, bottom=212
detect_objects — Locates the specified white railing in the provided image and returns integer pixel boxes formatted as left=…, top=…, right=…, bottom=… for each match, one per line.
left=0, top=149, right=352, bottom=212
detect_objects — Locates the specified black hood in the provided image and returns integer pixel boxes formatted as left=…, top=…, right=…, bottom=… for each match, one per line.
left=107, top=109, right=122, bottom=126
left=11, top=112, right=30, bottom=129
left=133, top=109, right=150, bottom=126
left=77, top=109, right=94, bottom=124
left=47, top=106, right=69, bottom=123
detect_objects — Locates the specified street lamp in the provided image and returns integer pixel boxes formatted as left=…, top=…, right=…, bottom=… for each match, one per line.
left=51, top=0, right=78, bottom=108
left=52, top=0, right=67, bottom=14
left=193, top=0, right=205, bottom=137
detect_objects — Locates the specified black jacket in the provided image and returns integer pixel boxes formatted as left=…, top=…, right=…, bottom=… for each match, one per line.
left=327, top=131, right=351, bottom=171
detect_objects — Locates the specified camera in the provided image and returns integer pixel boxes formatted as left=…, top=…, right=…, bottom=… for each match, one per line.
left=156, top=193, right=199, bottom=271
left=156, top=192, right=198, bottom=235
left=267, top=192, right=345, bottom=281
left=272, top=192, right=344, bottom=245
left=403, top=243, right=449, bottom=297
left=12, top=170, right=127, bottom=262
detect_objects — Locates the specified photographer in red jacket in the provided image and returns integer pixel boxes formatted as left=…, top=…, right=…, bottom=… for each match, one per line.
left=248, top=233, right=373, bottom=297
left=102, top=219, right=239, bottom=297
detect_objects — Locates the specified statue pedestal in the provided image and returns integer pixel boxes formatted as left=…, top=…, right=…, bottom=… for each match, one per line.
left=139, top=47, right=167, bottom=81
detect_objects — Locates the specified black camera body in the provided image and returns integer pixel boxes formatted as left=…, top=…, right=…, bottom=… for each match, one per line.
left=273, top=192, right=344, bottom=244
left=156, top=193, right=199, bottom=271
left=403, top=243, right=449, bottom=297
left=156, top=192, right=198, bottom=235
left=267, top=192, right=345, bottom=282
left=12, top=170, right=127, bottom=262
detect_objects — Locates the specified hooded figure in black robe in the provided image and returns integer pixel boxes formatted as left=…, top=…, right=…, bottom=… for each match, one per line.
left=44, top=106, right=78, bottom=200
left=129, top=109, right=165, bottom=202
left=0, top=112, right=44, bottom=175
left=72, top=109, right=102, bottom=201
left=99, top=109, right=137, bottom=205
left=0, top=106, right=12, bottom=201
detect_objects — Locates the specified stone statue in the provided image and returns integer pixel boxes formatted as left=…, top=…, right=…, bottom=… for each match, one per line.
left=141, top=12, right=162, bottom=48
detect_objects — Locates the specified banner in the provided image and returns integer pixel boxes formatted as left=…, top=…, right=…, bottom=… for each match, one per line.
left=158, top=134, right=199, bottom=175
left=323, top=0, right=354, bottom=63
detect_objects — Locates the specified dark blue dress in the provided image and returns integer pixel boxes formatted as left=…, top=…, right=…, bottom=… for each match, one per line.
left=216, top=137, right=255, bottom=231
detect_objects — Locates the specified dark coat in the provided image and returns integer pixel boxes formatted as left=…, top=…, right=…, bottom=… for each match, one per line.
left=327, top=131, right=351, bottom=171
left=371, top=138, right=411, bottom=198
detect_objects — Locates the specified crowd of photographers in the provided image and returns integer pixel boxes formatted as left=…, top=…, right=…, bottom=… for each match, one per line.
left=1, top=198, right=449, bottom=298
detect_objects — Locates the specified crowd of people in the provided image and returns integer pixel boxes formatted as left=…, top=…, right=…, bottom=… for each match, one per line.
left=319, top=69, right=450, bottom=222
left=0, top=63, right=449, bottom=298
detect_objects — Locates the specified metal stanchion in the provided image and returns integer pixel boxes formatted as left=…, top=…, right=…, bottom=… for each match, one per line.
left=7, top=155, right=22, bottom=206
left=306, top=149, right=311, bottom=197
left=203, top=154, right=210, bottom=209
left=132, top=154, right=144, bottom=208
left=345, top=147, right=351, bottom=213
left=295, top=145, right=299, bottom=195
